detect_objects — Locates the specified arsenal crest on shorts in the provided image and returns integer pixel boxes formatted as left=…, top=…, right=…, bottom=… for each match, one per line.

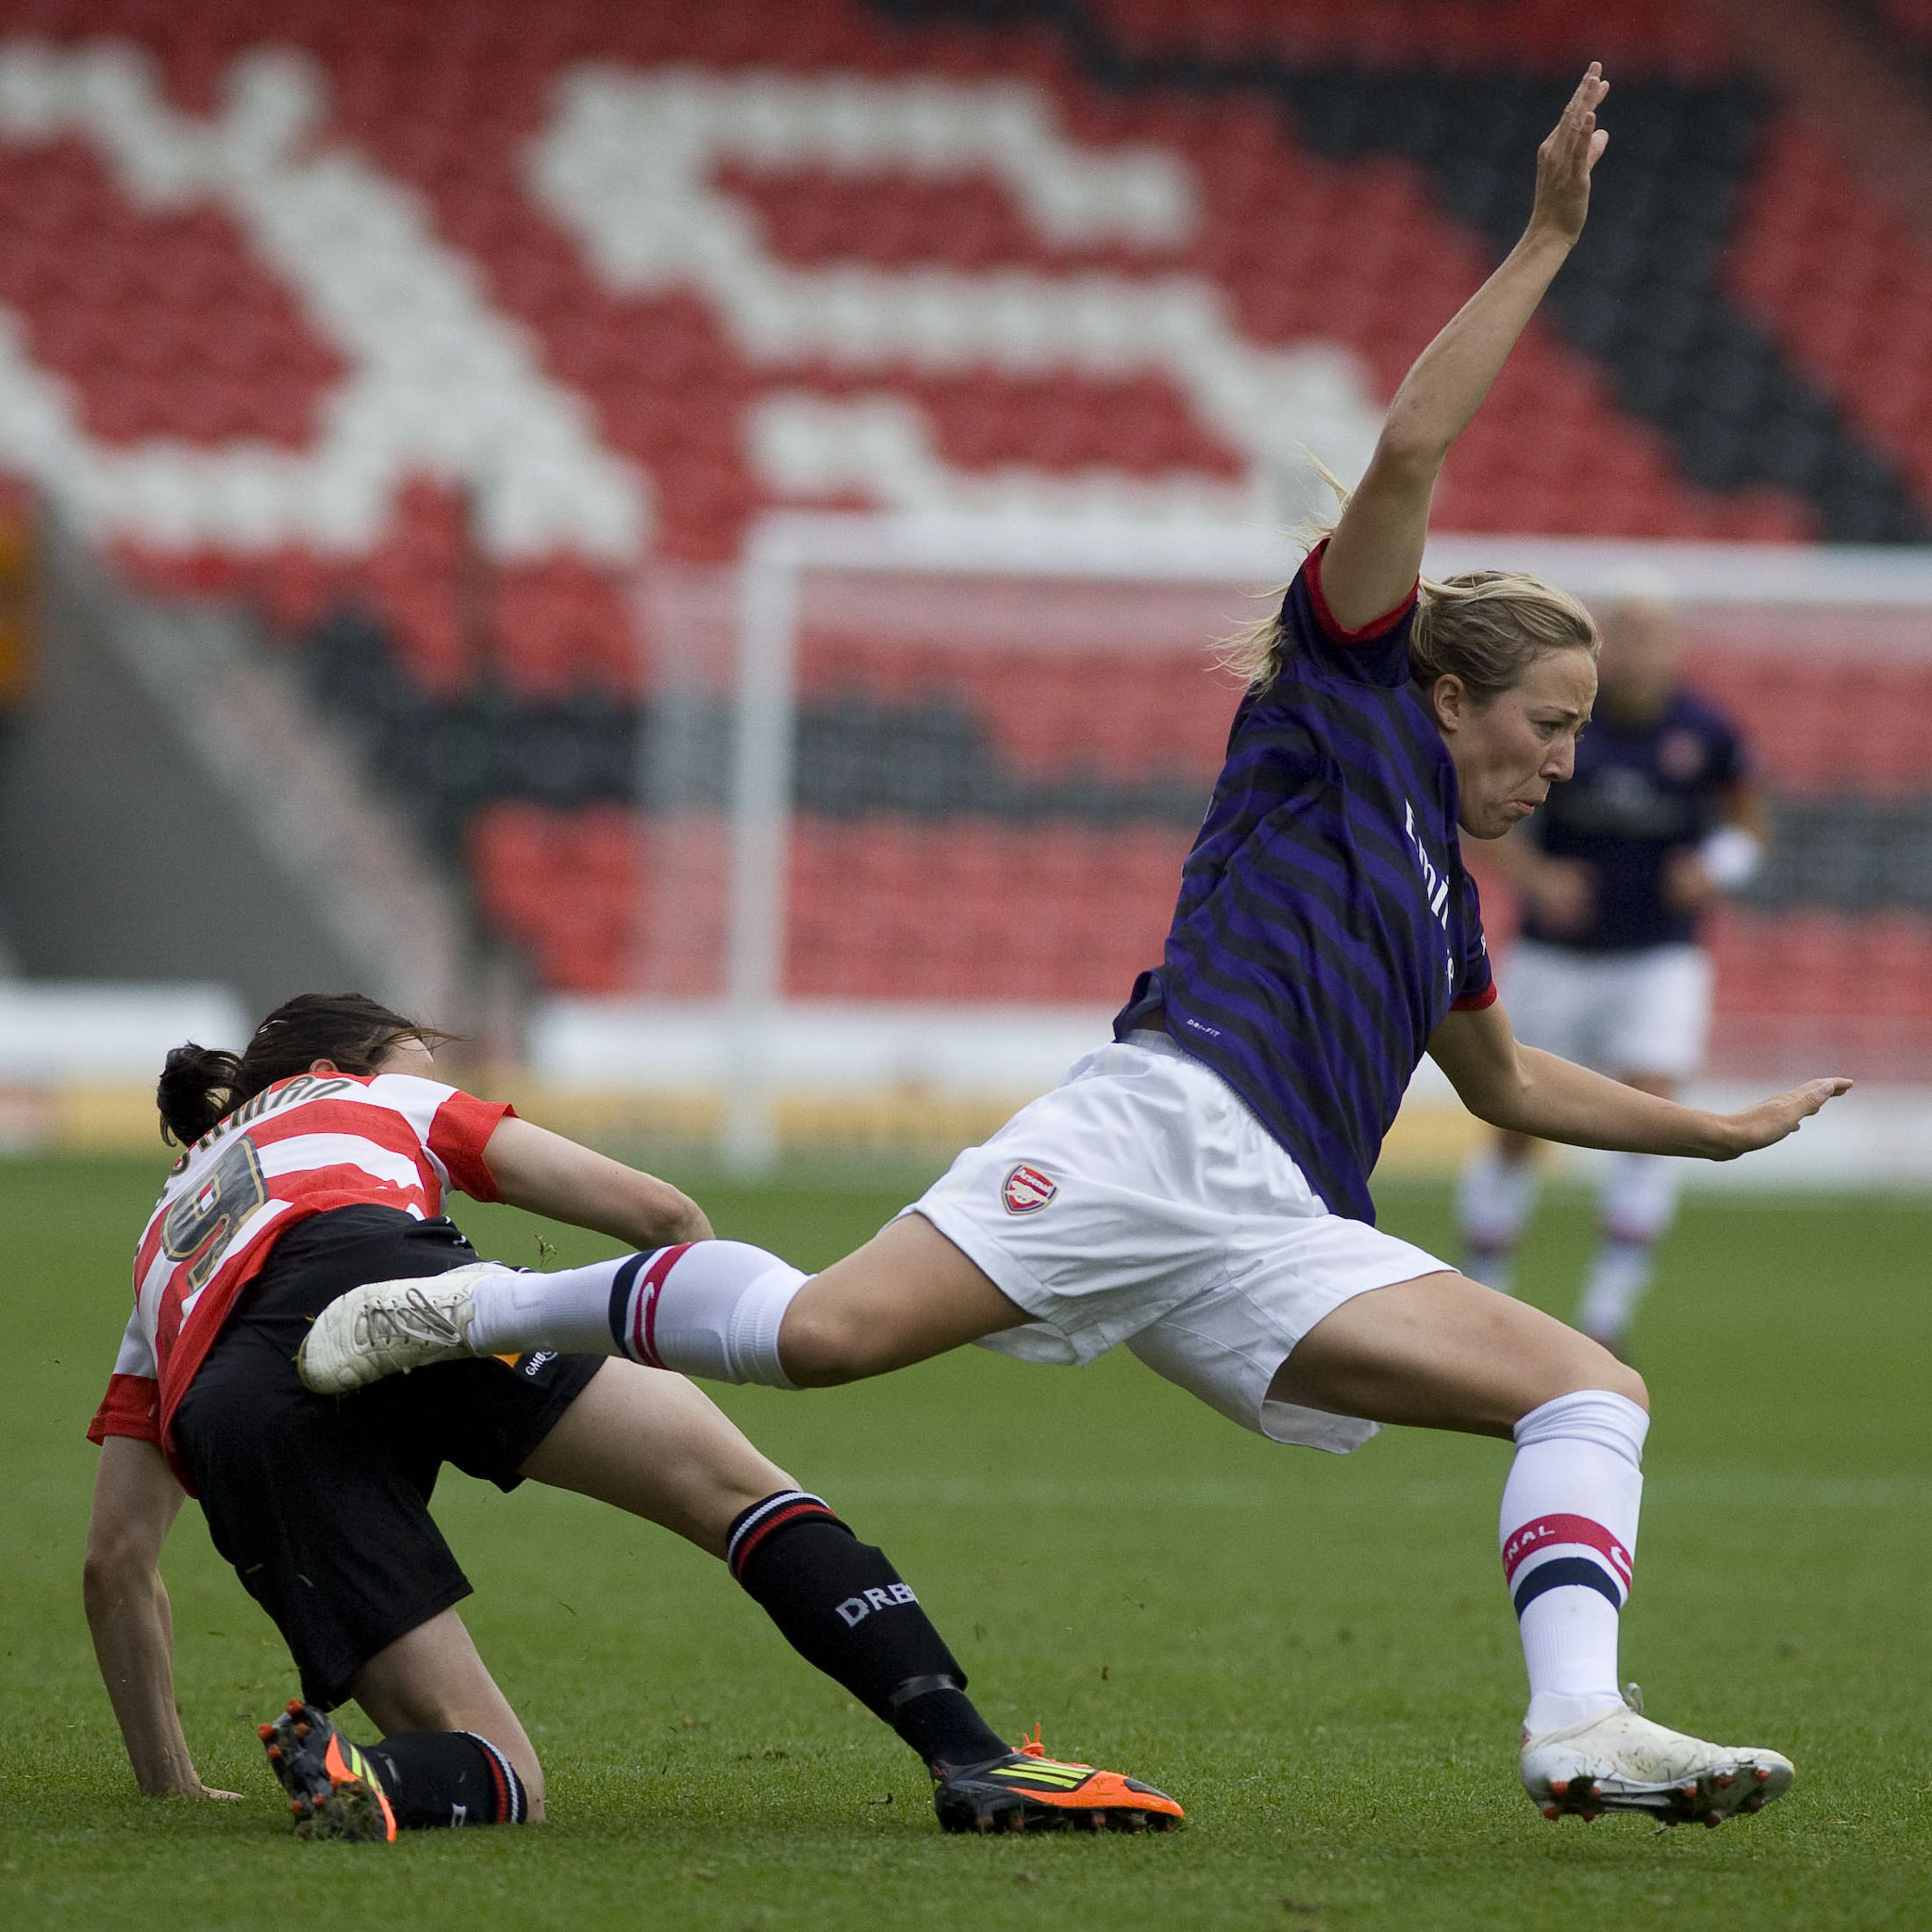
left=1001, top=1163, right=1058, bottom=1214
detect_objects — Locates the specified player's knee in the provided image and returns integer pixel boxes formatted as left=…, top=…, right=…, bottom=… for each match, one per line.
left=776, top=1296, right=874, bottom=1387
left=1505, top=1324, right=1647, bottom=1424
left=712, top=1460, right=799, bottom=1531
left=1557, top=1334, right=1648, bottom=1414
left=1603, top=1357, right=1649, bottom=1412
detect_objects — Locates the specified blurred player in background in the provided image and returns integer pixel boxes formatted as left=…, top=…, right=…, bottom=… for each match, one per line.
left=1456, top=581, right=1767, bottom=1355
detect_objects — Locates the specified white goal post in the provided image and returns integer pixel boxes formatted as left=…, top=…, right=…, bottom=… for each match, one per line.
left=717, top=510, right=1932, bottom=1174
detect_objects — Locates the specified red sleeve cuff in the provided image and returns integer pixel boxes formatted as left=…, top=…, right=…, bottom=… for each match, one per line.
left=1451, top=981, right=1499, bottom=1012
left=428, top=1092, right=515, bottom=1201
left=89, top=1374, right=161, bottom=1447
left=1304, top=538, right=1419, bottom=646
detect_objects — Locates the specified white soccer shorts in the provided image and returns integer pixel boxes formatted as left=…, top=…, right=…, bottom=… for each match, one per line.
left=1501, top=939, right=1713, bottom=1081
left=908, top=1034, right=1450, bottom=1454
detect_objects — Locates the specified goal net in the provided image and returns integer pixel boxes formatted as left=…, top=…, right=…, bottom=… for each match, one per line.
left=557, top=514, right=1932, bottom=1176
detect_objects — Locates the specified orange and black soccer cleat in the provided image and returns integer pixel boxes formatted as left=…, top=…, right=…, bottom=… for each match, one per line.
left=932, top=1726, right=1185, bottom=1834
left=258, top=1698, right=397, bottom=1843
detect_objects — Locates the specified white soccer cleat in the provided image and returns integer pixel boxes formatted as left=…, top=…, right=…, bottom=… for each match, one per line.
left=297, top=1263, right=512, bottom=1394
left=1521, top=1695, right=1794, bottom=1827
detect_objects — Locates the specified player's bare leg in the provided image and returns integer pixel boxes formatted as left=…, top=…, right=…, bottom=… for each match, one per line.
left=519, top=1356, right=796, bottom=1551
left=256, top=1608, right=541, bottom=1835
left=1270, top=1272, right=1791, bottom=1825
left=348, top=1607, right=544, bottom=1815
left=524, top=1357, right=1180, bottom=1830
left=777, top=1216, right=1031, bottom=1385
left=1264, top=1267, right=1643, bottom=1433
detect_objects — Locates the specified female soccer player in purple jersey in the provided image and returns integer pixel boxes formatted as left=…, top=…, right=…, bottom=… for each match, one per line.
left=307, top=68, right=1850, bottom=1830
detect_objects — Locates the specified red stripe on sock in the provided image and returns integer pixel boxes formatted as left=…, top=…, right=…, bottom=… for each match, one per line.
left=730, top=1501, right=839, bottom=1581
left=627, top=1243, right=692, bottom=1367
left=1502, top=1513, right=1633, bottom=1593
left=480, top=1741, right=509, bottom=1822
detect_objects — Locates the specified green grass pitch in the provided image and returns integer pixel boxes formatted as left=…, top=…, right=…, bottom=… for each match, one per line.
left=2, top=1153, right=1928, bottom=1930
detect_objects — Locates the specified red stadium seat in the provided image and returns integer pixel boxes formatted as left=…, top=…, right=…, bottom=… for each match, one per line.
left=491, top=558, right=641, bottom=699
left=1091, top=0, right=1734, bottom=74
left=470, top=799, right=646, bottom=993
left=9, top=0, right=1928, bottom=1022
left=1731, top=114, right=1932, bottom=510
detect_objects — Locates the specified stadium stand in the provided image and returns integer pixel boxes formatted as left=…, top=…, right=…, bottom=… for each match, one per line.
left=0, top=0, right=1929, bottom=1082
left=1084, top=0, right=1736, bottom=74
left=1730, top=112, right=1932, bottom=518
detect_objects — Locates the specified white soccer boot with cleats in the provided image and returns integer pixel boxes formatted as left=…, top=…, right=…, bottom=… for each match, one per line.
left=1520, top=1686, right=1794, bottom=1827
left=297, top=1263, right=513, bottom=1394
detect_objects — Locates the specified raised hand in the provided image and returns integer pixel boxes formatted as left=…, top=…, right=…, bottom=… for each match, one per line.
left=1531, top=63, right=1609, bottom=247
left=1318, top=59, right=1609, bottom=630
left=1710, top=1076, right=1854, bottom=1159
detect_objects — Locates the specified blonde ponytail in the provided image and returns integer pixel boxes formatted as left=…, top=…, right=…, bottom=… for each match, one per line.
left=1221, top=475, right=1598, bottom=699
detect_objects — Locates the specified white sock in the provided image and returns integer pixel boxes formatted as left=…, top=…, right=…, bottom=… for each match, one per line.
left=1457, top=1146, right=1539, bottom=1293
left=615, top=1240, right=807, bottom=1387
left=1501, top=1390, right=1647, bottom=1738
left=1576, top=1153, right=1680, bottom=1341
left=468, top=1260, right=625, bottom=1356
left=465, top=1240, right=807, bottom=1388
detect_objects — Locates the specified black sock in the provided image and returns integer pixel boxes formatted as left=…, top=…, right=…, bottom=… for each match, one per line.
left=365, top=1730, right=528, bottom=1828
left=727, top=1491, right=1010, bottom=1773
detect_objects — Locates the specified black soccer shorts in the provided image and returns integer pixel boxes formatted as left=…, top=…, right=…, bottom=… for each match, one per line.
left=171, top=1205, right=601, bottom=1707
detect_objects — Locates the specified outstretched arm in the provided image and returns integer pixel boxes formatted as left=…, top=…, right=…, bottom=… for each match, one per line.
left=1320, top=64, right=1609, bottom=630
left=482, top=1116, right=713, bottom=1249
left=84, top=1436, right=242, bottom=1799
left=1429, top=998, right=1850, bottom=1158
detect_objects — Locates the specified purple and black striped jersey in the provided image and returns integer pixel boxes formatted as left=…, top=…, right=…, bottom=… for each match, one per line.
left=1522, top=687, right=1745, bottom=953
left=1116, top=541, right=1494, bottom=1225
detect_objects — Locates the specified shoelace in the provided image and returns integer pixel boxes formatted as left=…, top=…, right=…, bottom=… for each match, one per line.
left=1017, top=1725, right=1092, bottom=1773
left=352, top=1284, right=469, bottom=1353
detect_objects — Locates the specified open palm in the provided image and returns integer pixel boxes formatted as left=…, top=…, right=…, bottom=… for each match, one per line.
left=1532, top=63, right=1610, bottom=244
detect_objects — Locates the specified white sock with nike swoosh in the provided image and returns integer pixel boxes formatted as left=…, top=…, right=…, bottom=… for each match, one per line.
left=465, top=1240, right=806, bottom=1387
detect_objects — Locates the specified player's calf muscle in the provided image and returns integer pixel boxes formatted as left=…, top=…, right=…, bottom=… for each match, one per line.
left=775, top=1305, right=863, bottom=1386
left=521, top=1364, right=793, bottom=1556
left=778, top=1285, right=910, bottom=1385
left=779, top=1224, right=1029, bottom=1386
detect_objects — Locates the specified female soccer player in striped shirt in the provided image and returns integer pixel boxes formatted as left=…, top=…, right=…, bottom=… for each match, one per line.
left=86, top=992, right=1180, bottom=1838
left=308, top=68, right=1848, bottom=1829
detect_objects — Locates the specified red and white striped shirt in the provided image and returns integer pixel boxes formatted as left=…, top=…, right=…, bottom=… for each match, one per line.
left=89, top=1073, right=511, bottom=1469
